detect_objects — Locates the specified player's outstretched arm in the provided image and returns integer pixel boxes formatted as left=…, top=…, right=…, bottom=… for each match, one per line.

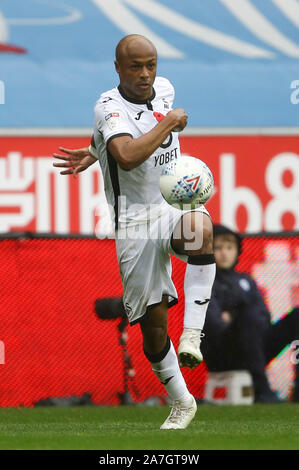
left=108, top=108, right=188, bottom=171
left=53, top=145, right=97, bottom=178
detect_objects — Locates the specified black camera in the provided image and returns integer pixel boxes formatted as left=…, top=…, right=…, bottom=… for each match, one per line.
left=94, top=297, right=127, bottom=332
left=94, top=297, right=126, bottom=320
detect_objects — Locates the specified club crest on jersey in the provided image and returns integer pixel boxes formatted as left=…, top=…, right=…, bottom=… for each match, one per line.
left=153, top=111, right=165, bottom=123
left=105, top=112, right=121, bottom=130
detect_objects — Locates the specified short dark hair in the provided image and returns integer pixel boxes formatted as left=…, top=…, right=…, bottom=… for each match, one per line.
left=214, top=233, right=239, bottom=245
left=213, top=224, right=242, bottom=255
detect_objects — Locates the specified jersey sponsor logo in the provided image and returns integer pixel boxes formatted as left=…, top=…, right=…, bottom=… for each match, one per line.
left=135, top=111, right=144, bottom=120
left=153, top=111, right=173, bottom=148
left=160, top=135, right=173, bottom=149
left=102, top=97, right=113, bottom=103
left=154, top=147, right=178, bottom=167
left=105, top=112, right=121, bottom=130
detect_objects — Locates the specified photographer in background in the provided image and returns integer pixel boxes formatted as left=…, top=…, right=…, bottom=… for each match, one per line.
left=201, top=225, right=299, bottom=403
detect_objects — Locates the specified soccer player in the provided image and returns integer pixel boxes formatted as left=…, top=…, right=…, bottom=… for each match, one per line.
left=53, top=34, right=216, bottom=429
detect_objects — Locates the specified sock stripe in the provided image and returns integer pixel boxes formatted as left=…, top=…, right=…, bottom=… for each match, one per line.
left=143, top=336, right=171, bottom=363
left=187, top=253, right=215, bottom=265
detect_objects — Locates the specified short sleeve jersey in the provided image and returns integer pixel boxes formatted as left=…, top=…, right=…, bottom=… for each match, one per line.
left=93, top=76, right=181, bottom=228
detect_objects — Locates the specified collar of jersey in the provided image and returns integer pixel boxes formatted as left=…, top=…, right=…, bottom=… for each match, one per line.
left=118, top=85, right=156, bottom=109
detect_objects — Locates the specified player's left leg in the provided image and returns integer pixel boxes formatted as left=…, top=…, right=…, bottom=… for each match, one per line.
left=171, top=211, right=216, bottom=368
left=140, top=295, right=197, bottom=429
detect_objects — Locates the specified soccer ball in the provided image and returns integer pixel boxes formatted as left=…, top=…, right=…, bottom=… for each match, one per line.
left=159, top=155, right=214, bottom=209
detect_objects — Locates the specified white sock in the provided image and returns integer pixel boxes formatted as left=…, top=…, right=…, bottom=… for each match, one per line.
left=184, top=254, right=216, bottom=330
left=145, top=337, right=192, bottom=403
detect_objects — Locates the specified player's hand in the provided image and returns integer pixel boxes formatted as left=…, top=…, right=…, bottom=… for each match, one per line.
left=53, top=146, right=97, bottom=178
left=221, top=311, right=233, bottom=324
left=166, top=108, right=188, bottom=132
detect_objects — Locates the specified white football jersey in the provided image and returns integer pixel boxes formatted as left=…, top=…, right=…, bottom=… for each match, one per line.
left=93, top=76, right=181, bottom=228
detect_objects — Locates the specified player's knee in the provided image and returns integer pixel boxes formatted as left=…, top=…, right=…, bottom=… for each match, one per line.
left=141, top=324, right=168, bottom=357
left=190, top=213, right=213, bottom=255
left=201, top=220, right=213, bottom=254
left=143, top=334, right=171, bottom=364
left=140, top=296, right=168, bottom=354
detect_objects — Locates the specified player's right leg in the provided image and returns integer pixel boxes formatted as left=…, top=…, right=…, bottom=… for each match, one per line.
left=171, top=210, right=216, bottom=369
left=140, top=296, right=197, bottom=430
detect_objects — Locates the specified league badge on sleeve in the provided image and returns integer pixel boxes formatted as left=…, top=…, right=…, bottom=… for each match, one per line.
left=105, top=112, right=121, bottom=130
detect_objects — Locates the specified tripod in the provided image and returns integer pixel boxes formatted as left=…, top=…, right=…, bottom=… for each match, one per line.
left=94, top=297, right=140, bottom=405
left=117, top=317, right=139, bottom=405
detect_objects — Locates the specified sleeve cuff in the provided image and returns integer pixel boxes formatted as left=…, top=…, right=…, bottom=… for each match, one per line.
left=89, top=144, right=98, bottom=159
left=106, top=133, right=133, bottom=148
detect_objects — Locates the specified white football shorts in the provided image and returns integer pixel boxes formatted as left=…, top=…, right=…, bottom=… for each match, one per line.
left=115, top=204, right=210, bottom=325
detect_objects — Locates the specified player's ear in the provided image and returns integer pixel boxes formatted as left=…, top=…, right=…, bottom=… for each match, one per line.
left=114, top=60, right=120, bottom=73
left=231, top=241, right=240, bottom=267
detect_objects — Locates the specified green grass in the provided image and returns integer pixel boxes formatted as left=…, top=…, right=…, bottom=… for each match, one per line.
left=0, top=404, right=298, bottom=450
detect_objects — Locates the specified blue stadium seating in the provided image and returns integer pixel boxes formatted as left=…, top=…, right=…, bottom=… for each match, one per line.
left=0, top=0, right=298, bottom=127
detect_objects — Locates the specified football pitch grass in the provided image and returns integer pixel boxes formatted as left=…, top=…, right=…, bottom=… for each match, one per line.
left=0, top=404, right=298, bottom=450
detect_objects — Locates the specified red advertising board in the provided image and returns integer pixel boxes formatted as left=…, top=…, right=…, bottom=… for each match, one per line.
left=0, top=135, right=298, bottom=234
left=0, top=233, right=298, bottom=407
